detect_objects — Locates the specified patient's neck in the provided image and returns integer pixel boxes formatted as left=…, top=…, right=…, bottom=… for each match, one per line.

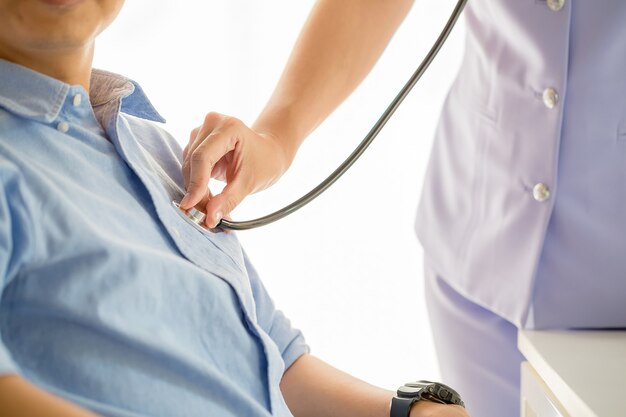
left=0, top=41, right=94, bottom=91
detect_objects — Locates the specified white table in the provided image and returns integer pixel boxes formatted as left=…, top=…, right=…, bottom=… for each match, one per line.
left=518, top=330, right=626, bottom=417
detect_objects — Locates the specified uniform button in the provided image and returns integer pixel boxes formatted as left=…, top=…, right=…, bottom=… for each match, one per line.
left=56, top=121, right=70, bottom=133
left=533, top=183, right=551, bottom=202
left=542, top=87, right=559, bottom=109
left=547, top=0, right=565, bottom=11
left=72, top=93, right=82, bottom=107
left=171, top=228, right=181, bottom=238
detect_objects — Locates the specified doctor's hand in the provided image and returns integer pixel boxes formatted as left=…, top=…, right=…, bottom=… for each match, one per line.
left=179, top=112, right=292, bottom=228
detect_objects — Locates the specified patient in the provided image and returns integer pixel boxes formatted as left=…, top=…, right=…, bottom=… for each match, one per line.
left=0, top=1, right=468, bottom=417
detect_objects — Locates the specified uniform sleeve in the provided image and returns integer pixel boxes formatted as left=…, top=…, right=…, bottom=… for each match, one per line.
left=0, top=162, right=31, bottom=375
left=242, top=251, right=310, bottom=371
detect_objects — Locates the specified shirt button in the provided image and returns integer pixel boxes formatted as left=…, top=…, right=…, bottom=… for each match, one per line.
left=72, top=93, right=82, bottom=107
left=532, top=183, right=551, bottom=202
left=547, top=0, right=565, bottom=11
left=171, top=228, right=181, bottom=238
left=56, top=121, right=70, bottom=133
left=542, top=87, right=559, bottom=109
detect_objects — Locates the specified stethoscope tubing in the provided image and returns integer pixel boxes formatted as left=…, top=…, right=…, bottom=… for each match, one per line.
left=218, top=0, right=468, bottom=231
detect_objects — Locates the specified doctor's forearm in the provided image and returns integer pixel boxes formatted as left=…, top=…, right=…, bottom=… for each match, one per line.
left=253, top=0, right=414, bottom=162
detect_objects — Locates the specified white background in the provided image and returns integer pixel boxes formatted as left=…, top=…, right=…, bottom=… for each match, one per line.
left=95, top=0, right=465, bottom=390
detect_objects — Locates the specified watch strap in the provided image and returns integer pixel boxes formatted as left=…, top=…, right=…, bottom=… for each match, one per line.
left=390, top=396, right=416, bottom=417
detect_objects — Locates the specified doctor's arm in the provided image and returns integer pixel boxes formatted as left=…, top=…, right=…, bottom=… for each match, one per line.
left=180, top=0, right=415, bottom=226
left=281, top=354, right=469, bottom=417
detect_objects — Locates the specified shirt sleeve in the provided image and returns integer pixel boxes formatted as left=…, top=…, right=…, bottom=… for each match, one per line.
left=0, top=161, right=30, bottom=376
left=242, top=251, right=310, bottom=371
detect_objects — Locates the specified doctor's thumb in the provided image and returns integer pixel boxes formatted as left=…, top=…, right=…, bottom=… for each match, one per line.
left=204, top=185, right=247, bottom=228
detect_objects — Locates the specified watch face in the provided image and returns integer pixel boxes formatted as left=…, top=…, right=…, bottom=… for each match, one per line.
left=425, top=383, right=464, bottom=407
left=397, top=381, right=464, bottom=407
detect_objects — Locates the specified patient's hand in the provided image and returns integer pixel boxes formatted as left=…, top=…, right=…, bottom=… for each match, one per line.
left=0, top=375, right=101, bottom=417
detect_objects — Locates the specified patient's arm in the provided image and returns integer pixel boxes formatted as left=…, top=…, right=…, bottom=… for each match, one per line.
left=0, top=374, right=100, bottom=417
left=280, top=354, right=469, bottom=417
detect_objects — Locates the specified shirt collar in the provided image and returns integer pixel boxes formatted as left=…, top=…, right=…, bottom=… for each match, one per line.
left=0, top=58, right=165, bottom=124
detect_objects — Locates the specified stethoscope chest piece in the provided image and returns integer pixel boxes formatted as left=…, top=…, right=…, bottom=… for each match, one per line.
left=172, top=200, right=221, bottom=234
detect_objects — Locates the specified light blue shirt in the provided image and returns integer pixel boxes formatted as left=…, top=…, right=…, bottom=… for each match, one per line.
left=416, top=0, right=626, bottom=328
left=0, top=59, right=308, bottom=417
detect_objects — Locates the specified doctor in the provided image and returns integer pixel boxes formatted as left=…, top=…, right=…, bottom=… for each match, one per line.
left=180, top=1, right=626, bottom=417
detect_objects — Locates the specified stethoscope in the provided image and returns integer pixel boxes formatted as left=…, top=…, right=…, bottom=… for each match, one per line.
left=174, top=0, right=468, bottom=233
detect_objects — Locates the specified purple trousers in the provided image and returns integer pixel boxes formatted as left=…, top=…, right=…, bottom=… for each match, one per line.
left=424, top=260, right=526, bottom=417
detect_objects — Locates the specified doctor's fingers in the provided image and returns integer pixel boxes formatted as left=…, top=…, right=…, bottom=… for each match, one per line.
left=181, top=132, right=238, bottom=209
left=181, top=115, right=258, bottom=211
left=201, top=177, right=251, bottom=228
left=182, top=111, right=222, bottom=161
left=182, top=112, right=230, bottom=183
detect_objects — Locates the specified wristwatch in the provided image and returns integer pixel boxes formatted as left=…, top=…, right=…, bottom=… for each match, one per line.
left=390, top=380, right=464, bottom=417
